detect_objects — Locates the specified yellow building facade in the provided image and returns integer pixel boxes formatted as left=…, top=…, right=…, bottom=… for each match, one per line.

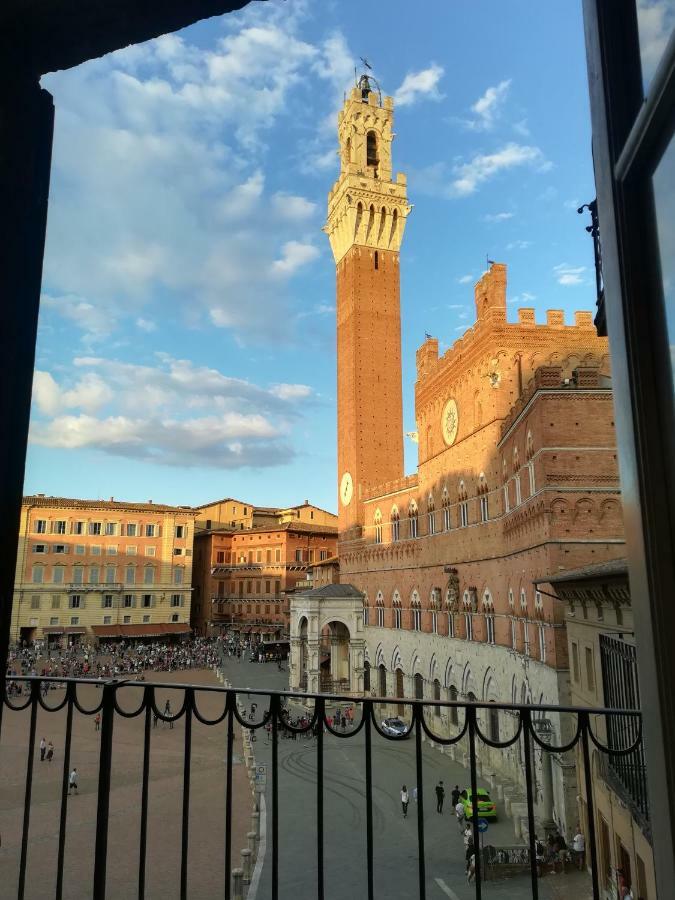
left=12, top=496, right=196, bottom=646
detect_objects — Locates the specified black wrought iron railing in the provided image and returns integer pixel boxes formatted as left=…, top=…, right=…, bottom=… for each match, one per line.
left=599, top=633, right=649, bottom=830
left=1, top=675, right=644, bottom=900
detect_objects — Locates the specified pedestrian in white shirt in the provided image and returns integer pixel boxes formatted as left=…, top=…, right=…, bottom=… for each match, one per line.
left=401, top=785, right=409, bottom=818
left=572, top=829, right=585, bottom=870
left=455, top=799, right=465, bottom=832
left=68, top=768, right=78, bottom=795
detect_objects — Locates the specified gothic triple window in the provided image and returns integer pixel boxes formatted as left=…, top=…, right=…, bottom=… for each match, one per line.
left=391, top=507, right=400, bottom=542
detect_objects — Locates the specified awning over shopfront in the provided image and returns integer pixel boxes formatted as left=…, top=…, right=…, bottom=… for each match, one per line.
left=64, top=626, right=86, bottom=634
left=91, top=623, right=192, bottom=639
left=42, top=626, right=64, bottom=634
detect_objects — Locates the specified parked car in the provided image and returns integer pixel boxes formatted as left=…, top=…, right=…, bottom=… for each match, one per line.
left=380, top=717, right=410, bottom=738
left=461, top=788, right=497, bottom=820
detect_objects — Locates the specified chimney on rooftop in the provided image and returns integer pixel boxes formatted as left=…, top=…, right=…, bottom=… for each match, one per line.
left=110, top=496, right=114, bottom=502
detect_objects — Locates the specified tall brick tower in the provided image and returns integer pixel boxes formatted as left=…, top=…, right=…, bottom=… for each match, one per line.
left=325, top=74, right=411, bottom=534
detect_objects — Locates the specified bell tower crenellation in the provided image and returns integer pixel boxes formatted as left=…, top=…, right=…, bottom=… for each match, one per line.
left=325, top=79, right=411, bottom=265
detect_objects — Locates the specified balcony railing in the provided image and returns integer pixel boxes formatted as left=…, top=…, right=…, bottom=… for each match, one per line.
left=64, top=583, right=124, bottom=592
left=2, top=675, right=643, bottom=900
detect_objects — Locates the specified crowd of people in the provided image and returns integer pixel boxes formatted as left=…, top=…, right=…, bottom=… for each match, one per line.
left=6, top=636, right=226, bottom=690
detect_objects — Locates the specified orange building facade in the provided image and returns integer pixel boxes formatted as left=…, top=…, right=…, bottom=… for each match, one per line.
left=12, top=496, right=195, bottom=645
left=191, top=522, right=337, bottom=639
left=327, top=77, right=625, bottom=837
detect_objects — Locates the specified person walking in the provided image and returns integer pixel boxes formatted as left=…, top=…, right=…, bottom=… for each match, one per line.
left=39, top=737, right=46, bottom=762
left=463, top=823, right=474, bottom=849
left=466, top=849, right=476, bottom=884
left=455, top=796, right=466, bottom=832
left=401, top=785, right=410, bottom=818
left=164, top=699, right=173, bottom=729
left=46, top=741, right=54, bottom=763
left=572, top=827, right=585, bottom=871
left=451, top=784, right=461, bottom=807
left=94, top=713, right=101, bottom=732
left=68, top=768, right=78, bottom=795
left=435, top=780, right=445, bottom=813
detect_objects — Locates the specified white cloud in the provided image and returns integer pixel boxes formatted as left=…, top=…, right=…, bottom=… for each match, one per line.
left=40, top=16, right=339, bottom=344
left=637, top=1, right=675, bottom=79
left=465, top=79, right=511, bottom=130
left=136, top=318, right=157, bottom=332
left=271, top=192, right=317, bottom=221
left=506, top=239, right=532, bottom=250
left=33, top=370, right=114, bottom=416
left=457, top=274, right=473, bottom=284
left=484, top=212, right=514, bottom=223
left=41, top=294, right=114, bottom=341
left=508, top=291, right=537, bottom=305
left=29, top=355, right=317, bottom=468
left=513, top=118, right=530, bottom=137
left=564, top=198, right=581, bottom=211
left=30, top=412, right=286, bottom=469
left=394, top=64, right=444, bottom=107
left=554, top=263, right=586, bottom=286
left=269, top=383, right=313, bottom=400
left=451, top=143, right=551, bottom=196
left=271, top=241, right=320, bottom=276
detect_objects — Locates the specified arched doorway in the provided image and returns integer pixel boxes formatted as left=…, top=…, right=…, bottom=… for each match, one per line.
left=414, top=672, right=424, bottom=699
left=433, top=678, right=441, bottom=717
left=378, top=663, right=387, bottom=697
left=363, top=660, right=371, bottom=692
left=395, top=668, right=404, bottom=715
left=320, top=621, right=351, bottom=692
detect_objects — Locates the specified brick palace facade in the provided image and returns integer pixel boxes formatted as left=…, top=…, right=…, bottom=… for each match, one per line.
left=325, top=76, right=625, bottom=836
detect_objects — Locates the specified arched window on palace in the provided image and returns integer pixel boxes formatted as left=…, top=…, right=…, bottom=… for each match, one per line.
left=445, top=588, right=456, bottom=638
left=430, top=588, right=440, bottom=634
left=427, top=494, right=436, bottom=535
left=411, top=592, right=422, bottom=631
left=363, top=601, right=369, bottom=626
left=478, top=473, right=489, bottom=522
left=513, top=446, right=522, bottom=506
left=376, top=594, right=385, bottom=627
left=442, top=488, right=451, bottom=531
left=393, top=594, right=402, bottom=629
left=391, top=507, right=400, bottom=542
left=374, top=509, right=383, bottom=544
left=526, top=431, right=536, bottom=496
left=459, top=481, right=469, bottom=528
left=483, top=591, right=496, bottom=645
left=538, top=624, right=546, bottom=662
left=408, top=500, right=418, bottom=538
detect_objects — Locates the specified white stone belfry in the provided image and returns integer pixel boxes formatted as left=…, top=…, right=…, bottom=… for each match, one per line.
left=289, top=584, right=366, bottom=695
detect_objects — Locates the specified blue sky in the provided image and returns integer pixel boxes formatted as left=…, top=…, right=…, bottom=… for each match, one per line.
left=26, top=0, right=613, bottom=511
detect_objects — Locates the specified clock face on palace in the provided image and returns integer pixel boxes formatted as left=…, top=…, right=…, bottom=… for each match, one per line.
left=340, top=471, right=354, bottom=506
left=441, top=398, right=459, bottom=446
